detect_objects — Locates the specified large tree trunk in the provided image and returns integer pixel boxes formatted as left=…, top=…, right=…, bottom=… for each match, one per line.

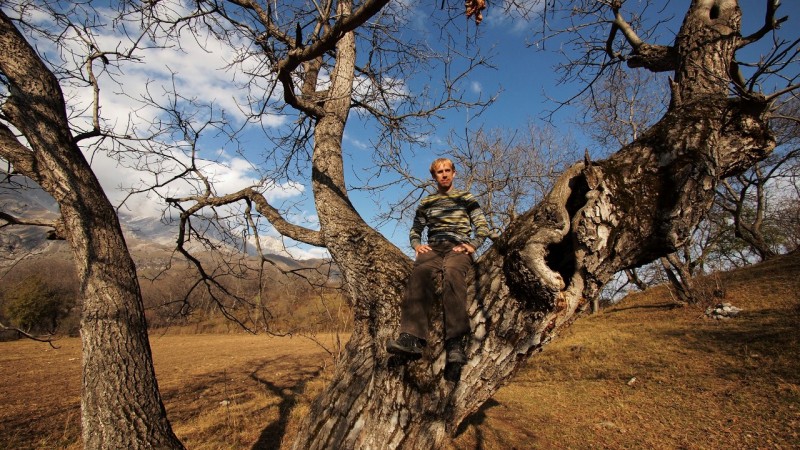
left=0, top=12, right=183, bottom=449
left=294, top=1, right=774, bottom=448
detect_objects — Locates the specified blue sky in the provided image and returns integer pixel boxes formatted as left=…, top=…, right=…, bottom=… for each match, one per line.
left=8, top=0, right=797, bottom=259
left=339, top=0, right=800, bottom=249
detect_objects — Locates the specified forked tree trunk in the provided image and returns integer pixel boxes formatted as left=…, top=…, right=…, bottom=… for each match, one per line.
left=728, top=169, right=779, bottom=260
left=0, top=12, right=183, bottom=449
left=294, top=1, right=774, bottom=448
left=661, top=253, right=698, bottom=304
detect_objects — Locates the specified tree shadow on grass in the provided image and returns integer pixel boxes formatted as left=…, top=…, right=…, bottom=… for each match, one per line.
left=659, top=307, right=800, bottom=381
left=453, top=398, right=501, bottom=450
left=250, top=358, right=323, bottom=450
left=604, top=301, right=684, bottom=313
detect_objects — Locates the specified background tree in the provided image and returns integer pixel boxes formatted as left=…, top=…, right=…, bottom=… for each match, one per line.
left=716, top=160, right=789, bottom=260
left=1, top=275, right=73, bottom=334
left=451, top=123, right=579, bottom=233
left=714, top=95, right=800, bottom=261
left=578, top=66, right=667, bottom=154
left=0, top=4, right=184, bottom=448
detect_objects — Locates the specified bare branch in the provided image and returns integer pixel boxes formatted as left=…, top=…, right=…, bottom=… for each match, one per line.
left=0, top=122, right=37, bottom=181
left=738, top=0, right=789, bottom=48
left=0, top=211, right=66, bottom=239
left=273, top=0, right=391, bottom=117
left=0, top=321, right=58, bottom=347
left=766, top=82, right=800, bottom=102
left=611, top=6, right=643, bottom=50
left=168, top=186, right=323, bottom=247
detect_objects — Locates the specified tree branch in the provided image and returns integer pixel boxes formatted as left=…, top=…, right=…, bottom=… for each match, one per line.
left=738, top=0, right=788, bottom=48
left=606, top=4, right=678, bottom=73
left=273, top=0, right=390, bottom=117
left=0, top=321, right=58, bottom=347
left=0, top=211, right=65, bottom=240
left=168, top=187, right=324, bottom=247
left=0, top=122, right=38, bottom=181
left=765, top=82, right=800, bottom=102
left=611, top=6, right=643, bottom=50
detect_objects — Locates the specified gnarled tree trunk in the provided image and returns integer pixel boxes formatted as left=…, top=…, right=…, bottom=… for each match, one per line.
left=0, top=11, right=183, bottom=449
left=293, top=1, right=774, bottom=448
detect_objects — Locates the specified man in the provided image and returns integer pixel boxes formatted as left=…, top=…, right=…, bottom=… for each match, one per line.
left=387, top=157, right=489, bottom=365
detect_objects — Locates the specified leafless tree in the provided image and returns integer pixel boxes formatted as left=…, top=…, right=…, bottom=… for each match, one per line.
left=576, top=5, right=800, bottom=303
left=578, top=65, right=668, bottom=154
left=770, top=95, right=800, bottom=249
left=715, top=96, right=800, bottom=260
left=451, top=123, right=579, bottom=231
left=1, top=1, right=798, bottom=449
left=206, top=0, right=791, bottom=447
left=0, top=2, right=184, bottom=448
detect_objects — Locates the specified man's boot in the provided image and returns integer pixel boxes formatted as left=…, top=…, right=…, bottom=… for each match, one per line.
left=387, top=332, right=424, bottom=360
left=445, top=336, right=467, bottom=364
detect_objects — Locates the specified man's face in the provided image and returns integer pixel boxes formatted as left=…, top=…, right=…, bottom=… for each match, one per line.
left=432, top=163, right=455, bottom=192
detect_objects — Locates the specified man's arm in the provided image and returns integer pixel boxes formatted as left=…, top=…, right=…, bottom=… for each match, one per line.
left=409, top=203, right=429, bottom=255
left=466, top=195, right=490, bottom=250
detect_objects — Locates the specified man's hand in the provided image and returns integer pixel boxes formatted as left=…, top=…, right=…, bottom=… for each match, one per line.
left=415, top=243, right=475, bottom=257
left=414, top=244, right=432, bottom=257
left=452, top=243, right=475, bottom=254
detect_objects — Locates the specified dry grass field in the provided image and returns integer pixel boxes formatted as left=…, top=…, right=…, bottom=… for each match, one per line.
left=1, top=251, right=798, bottom=449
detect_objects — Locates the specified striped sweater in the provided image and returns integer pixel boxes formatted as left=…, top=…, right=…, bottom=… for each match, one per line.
left=409, top=189, right=490, bottom=250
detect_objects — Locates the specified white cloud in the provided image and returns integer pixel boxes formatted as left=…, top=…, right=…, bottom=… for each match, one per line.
left=85, top=142, right=307, bottom=221
left=470, top=80, right=483, bottom=95
left=247, top=234, right=329, bottom=260
left=34, top=2, right=303, bottom=222
left=344, top=129, right=371, bottom=151
left=2, top=1, right=356, bottom=259
left=83, top=11, right=283, bottom=133
left=486, top=0, right=545, bottom=35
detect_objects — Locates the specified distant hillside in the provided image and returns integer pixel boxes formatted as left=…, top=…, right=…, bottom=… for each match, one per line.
left=1, top=172, right=329, bottom=272
left=2, top=172, right=342, bottom=335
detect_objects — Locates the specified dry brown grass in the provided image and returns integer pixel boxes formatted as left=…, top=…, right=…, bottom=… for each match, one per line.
left=1, top=252, right=798, bottom=449
left=450, top=252, right=800, bottom=449
left=0, top=333, right=343, bottom=450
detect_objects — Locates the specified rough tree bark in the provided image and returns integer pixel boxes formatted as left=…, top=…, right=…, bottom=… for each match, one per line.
left=292, top=1, right=775, bottom=448
left=0, top=11, right=183, bottom=450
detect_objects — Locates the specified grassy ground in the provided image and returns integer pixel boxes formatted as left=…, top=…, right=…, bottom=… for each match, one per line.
left=0, top=333, right=343, bottom=450
left=450, top=252, right=800, bottom=449
left=1, top=252, right=798, bottom=449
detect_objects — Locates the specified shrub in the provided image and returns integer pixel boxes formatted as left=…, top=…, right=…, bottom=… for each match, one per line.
left=2, top=275, right=75, bottom=334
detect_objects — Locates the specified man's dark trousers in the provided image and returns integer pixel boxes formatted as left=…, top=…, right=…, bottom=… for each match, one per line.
left=399, top=242, right=472, bottom=342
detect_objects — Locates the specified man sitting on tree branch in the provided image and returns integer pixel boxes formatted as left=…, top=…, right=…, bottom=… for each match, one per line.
left=387, top=157, right=489, bottom=366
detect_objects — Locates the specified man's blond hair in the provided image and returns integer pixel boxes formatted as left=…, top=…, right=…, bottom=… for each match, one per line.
left=429, top=157, right=455, bottom=176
